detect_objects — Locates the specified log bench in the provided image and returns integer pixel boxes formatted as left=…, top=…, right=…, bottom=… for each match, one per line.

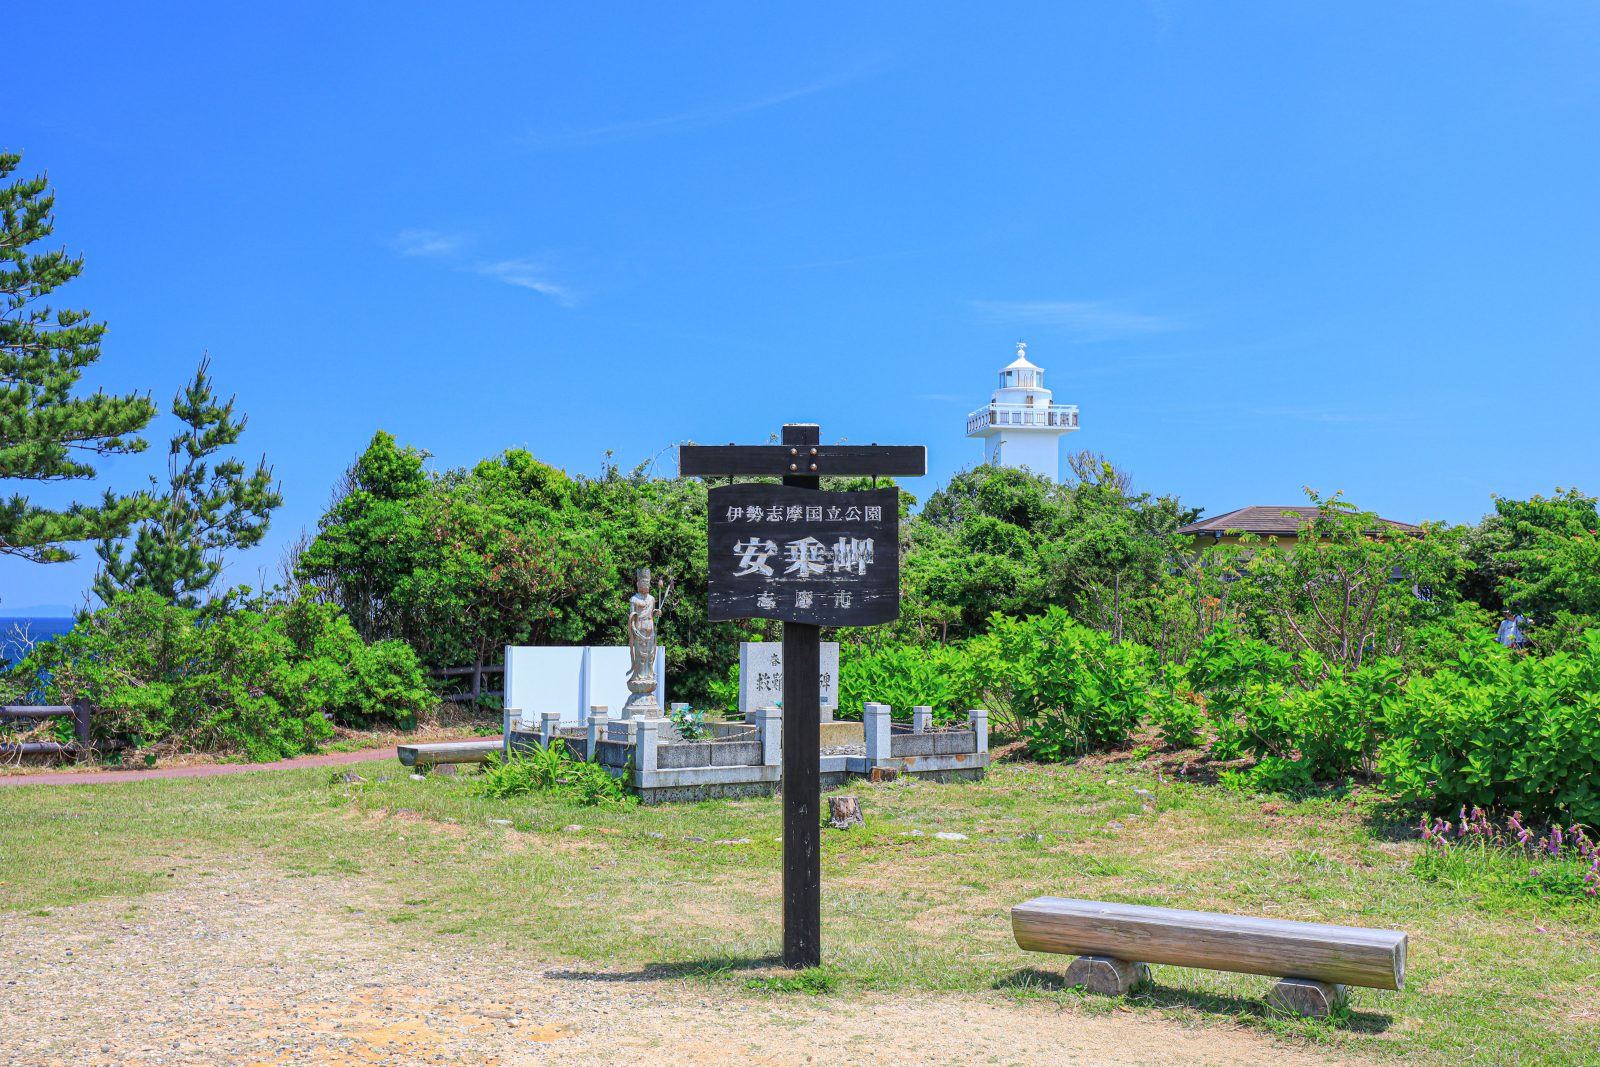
left=396, top=739, right=502, bottom=773
left=1011, top=896, right=1407, bottom=1017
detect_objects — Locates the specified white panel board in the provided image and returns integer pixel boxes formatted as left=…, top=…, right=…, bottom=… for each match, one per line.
left=504, top=646, right=586, bottom=727
left=584, top=646, right=666, bottom=719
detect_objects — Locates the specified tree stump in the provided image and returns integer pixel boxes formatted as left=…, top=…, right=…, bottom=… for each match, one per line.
left=827, top=795, right=864, bottom=829
left=1064, top=955, right=1150, bottom=996
left=1267, top=977, right=1347, bottom=1018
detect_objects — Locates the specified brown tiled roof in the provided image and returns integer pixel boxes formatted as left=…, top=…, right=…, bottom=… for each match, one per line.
left=1176, top=505, right=1423, bottom=537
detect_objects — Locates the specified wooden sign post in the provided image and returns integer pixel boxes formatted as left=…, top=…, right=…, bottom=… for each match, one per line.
left=680, top=423, right=926, bottom=968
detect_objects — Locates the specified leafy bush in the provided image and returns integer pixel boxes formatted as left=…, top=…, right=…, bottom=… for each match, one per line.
left=836, top=641, right=973, bottom=722
left=474, top=746, right=633, bottom=806
left=669, top=703, right=710, bottom=740
left=1380, top=630, right=1600, bottom=823
left=965, top=608, right=1152, bottom=759
left=11, top=590, right=435, bottom=760
left=1149, top=683, right=1207, bottom=749
left=1184, top=628, right=1396, bottom=783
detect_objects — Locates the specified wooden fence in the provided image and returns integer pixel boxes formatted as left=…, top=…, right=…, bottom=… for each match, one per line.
left=428, top=663, right=505, bottom=703
left=0, top=704, right=91, bottom=757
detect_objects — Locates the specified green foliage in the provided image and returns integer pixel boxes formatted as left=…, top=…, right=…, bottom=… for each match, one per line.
left=293, top=430, right=430, bottom=641
left=1047, top=454, right=1195, bottom=646
left=1209, top=491, right=1470, bottom=670
left=1148, top=683, right=1207, bottom=749
left=965, top=608, right=1153, bottom=759
left=745, top=966, right=840, bottom=995
left=902, top=466, right=1060, bottom=640
left=10, top=590, right=433, bottom=759
left=836, top=640, right=973, bottom=722
left=1380, top=630, right=1600, bottom=823
left=668, top=703, right=710, bottom=740
left=474, top=746, right=633, bottom=806
left=298, top=435, right=752, bottom=705
left=1494, top=489, right=1600, bottom=624
left=0, top=152, right=158, bottom=565
left=93, top=355, right=282, bottom=607
left=1185, top=626, right=1397, bottom=781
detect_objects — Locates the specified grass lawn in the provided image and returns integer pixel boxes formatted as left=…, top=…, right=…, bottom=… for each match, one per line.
left=2, top=753, right=1595, bottom=1065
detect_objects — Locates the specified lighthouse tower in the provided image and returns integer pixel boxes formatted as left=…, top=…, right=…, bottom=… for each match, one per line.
left=964, top=342, right=1080, bottom=481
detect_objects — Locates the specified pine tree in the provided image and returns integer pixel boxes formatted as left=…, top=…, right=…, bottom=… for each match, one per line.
left=0, top=153, right=158, bottom=563
left=94, top=356, right=283, bottom=606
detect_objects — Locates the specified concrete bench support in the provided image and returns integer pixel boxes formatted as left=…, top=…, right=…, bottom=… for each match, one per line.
left=1012, top=896, right=1405, bottom=1018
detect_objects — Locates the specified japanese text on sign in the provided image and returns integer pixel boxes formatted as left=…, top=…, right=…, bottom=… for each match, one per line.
left=706, top=484, right=899, bottom=627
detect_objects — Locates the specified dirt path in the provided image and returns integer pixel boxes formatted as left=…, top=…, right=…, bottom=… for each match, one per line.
left=0, top=866, right=1367, bottom=1067
left=0, top=740, right=484, bottom=787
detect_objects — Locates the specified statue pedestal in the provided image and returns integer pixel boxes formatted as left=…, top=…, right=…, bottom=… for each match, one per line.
left=622, top=680, right=660, bottom=720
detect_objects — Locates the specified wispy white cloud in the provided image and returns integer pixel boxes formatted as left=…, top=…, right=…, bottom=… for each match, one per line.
left=971, top=299, right=1178, bottom=341
left=388, top=231, right=575, bottom=306
left=527, top=69, right=868, bottom=149
left=391, top=228, right=465, bottom=257
left=472, top=260, right=576, bottom=306
left=1245, top=406, right=1390, bottom=425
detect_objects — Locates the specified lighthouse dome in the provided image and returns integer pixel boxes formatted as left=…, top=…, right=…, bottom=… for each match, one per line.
left=997, top=342, right=1045, bottom=391
left=996, top=342, right=1047, bottom=393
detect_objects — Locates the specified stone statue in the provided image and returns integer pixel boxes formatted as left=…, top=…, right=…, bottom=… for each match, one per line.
left=624, top=566, right=664, bottom=718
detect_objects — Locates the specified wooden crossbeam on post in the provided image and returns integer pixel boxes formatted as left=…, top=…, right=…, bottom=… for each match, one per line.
left=679, top=423, right=925, bottom=970
left=679, top=443, right=926, bottom=479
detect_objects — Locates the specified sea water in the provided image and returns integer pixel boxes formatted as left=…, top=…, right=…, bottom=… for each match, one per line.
left=0, top=617, right=75, bottom=667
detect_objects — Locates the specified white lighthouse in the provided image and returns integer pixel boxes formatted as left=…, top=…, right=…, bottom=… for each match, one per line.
left=964, top=342, right=1080, bottom=481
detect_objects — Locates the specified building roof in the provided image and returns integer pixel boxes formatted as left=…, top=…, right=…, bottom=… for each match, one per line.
left=1176, top=505, right=1423, bottom=538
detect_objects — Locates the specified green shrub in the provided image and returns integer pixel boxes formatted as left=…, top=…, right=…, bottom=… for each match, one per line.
left=965, top=608, right=1152, bottom=760
left=340, top=639, right=434, bottom=729
left=836, top=641, right=973, bottom=722
left=474, top=746, right=633, bottom=806
left=278, top=595, right=433, bottom=729
left=1184, top=628, right=1396, bottom=782
left=1380, top=630, right=1600, bottom=823
left=11, top=590, right=434, bottom=761
left=1149, top=682, right=1207, bottom=749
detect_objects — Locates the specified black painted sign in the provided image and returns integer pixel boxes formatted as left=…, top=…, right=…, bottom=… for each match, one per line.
left=706, top=484, right=899, bottom=626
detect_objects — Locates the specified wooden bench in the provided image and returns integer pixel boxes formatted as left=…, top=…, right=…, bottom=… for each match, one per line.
left=1011, top=896, right=1407, bottom=1017
left=396, top=739, right=502, bottom=774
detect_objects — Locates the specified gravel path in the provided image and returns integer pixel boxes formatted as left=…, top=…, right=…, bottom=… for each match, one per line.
left=1, top=864, right=1367, bottom=1066
left=0, top=739, right=486, bottom=788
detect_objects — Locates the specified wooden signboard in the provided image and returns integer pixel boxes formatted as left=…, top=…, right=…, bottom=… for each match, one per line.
left=707, top=484, right=899, bottom=627
left=680, top=423, right=925, bottom=970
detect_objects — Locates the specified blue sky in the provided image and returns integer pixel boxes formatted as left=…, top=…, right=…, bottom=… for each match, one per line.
left=5, top=2, right=1599, bottom=613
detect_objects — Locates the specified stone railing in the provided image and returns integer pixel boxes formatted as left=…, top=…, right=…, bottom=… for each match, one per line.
left=506, top=700, right=991, bottom=802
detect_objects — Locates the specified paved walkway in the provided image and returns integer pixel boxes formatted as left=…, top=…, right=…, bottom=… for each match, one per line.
left=0, top=738, right=489, bottom=788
